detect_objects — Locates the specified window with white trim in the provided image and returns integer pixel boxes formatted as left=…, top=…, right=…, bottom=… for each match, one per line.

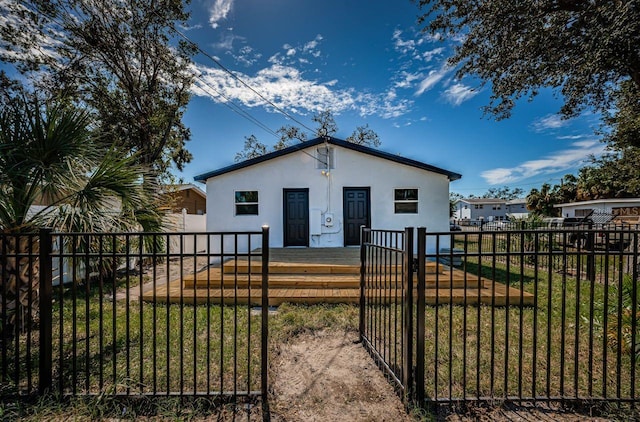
left=394, top=188, right=418, bottom=214
left=235, top=191, right=258, bottom=215
left=315, top=147, right=335, bottom=169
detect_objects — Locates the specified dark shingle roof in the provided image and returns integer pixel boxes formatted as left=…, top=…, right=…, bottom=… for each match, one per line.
left=194, top=137, right=462, bottom=182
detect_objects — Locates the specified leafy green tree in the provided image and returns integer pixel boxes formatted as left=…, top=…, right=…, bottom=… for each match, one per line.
left=417, top=1, right=640, bottom=120
left=236, top=110, right=382, bottom=161
left=0, top=0, right=194, bottom=178
left=312, top=110, right=339, bottom=139
left=481, top=186, right=524, bottom=200
left=418, top=1, right=640, bottom=203
left=346, top=124, right=381, bottom=147
left=273, top=125, right=308, bottom=151
left=526, top=183, right=560, bottom=217
left=449, top=192, right=463, bottom=217
left=235, top=135, right=268, bottom=162
left=576, top=149, right=640, bottom=200
left=0, top=95, right=153, bottom=332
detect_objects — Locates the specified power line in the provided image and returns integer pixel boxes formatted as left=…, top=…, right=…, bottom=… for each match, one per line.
left=148, top=9, right=331, bottom=164
left=163, top=14, right=317, bottom=135
left=21, top=2, right=328, bottom=164
left=192, top=71, right=279, bottom=138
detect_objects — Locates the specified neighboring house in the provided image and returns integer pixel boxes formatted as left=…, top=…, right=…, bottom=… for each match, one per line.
left=161, top=184, right=207, bottom=215
left=555, top=198, right=640, bottom=224
left=195, top=137, right=461, bottom=252
left=505, top=198, right=530, bottom=220
left=453, top=198, right=508, bottom=222
left=160, top=184, right=207, bottom=254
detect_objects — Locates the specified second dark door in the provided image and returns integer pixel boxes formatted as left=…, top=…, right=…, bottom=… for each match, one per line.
left=343, top=187, right=370, bottom=246
left=283, top=189, right=309, bottom=247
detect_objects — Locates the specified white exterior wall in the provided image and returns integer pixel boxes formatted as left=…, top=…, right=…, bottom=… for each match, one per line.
left=454, top=201, right=507, bottom=221
left=164, top=211, right=208, bottom=254
left=204, top=144, right=451, bottom=253
left=559, top=200, right=640, bottom=219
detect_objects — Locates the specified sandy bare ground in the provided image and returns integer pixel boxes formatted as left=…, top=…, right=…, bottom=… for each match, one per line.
left=117, top=260, right=622, bottom=421
left=269, top=330, right=411, bottom=422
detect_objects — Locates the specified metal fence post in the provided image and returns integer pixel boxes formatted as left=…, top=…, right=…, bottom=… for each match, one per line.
left=402, top=227, right=415, bottom=401
left=359, top=225, right=367, bottom=337
left=586, top=221, right=596, bottom=283
left=261, top=226, right=270, bottom=416
left=38, top=228, right=53, bottom=395
left=415, top=227, right=426, bottom=405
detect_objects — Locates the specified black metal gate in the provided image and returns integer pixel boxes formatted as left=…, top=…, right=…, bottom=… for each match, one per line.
left=360, top=226, right=640, bottom=412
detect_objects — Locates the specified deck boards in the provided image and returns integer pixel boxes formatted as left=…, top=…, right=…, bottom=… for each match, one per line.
left=141, top=248, right=534, bottom=306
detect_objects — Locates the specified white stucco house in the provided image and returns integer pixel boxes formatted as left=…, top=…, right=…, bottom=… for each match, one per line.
left=555, top=198, right=640, bottom=223
left=453, top=198, right=508, bottom=222
left=194, top=137, right=461, bottom=252
left=505, top=198, right=530, bottom=220
left=453, top=197, right=529, bottom=223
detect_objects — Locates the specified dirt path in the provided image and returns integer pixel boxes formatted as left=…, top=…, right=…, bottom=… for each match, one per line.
left=269, top=330, right=411, bottom=422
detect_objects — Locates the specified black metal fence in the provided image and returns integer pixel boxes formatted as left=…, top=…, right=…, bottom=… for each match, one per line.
left=360, top=226, right=640, bottom=412
left=359, top=228, right=410, bottom=395
left=0, top=228, right=269, bottom=403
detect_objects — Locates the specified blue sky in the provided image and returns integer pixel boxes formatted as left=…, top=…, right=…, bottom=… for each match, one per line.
left=3, top=0, right=605, bottom=198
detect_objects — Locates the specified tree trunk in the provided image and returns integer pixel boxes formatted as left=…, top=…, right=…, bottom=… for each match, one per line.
left=0, top=234, right=40, bottom=337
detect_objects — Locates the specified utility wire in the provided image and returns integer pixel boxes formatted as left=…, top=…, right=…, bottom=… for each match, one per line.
left=164, top=15, right=317, bottom=135
left=20, top=2, right=327, bottom=164
left=149, top=9, right=329, bottom=164
left=192, top=70, right=279, bottom=138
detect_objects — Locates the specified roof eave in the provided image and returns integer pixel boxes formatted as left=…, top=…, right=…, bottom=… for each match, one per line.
left=194, top=137, right=462, bottom=182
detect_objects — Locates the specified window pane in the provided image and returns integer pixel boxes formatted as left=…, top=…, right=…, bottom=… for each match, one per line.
left=236, top=204, right=258, bottom=215
left=394, top=189, right=418, bottom=201
left=235, top=191, right=258, bottom=203
left=395, top=202, right=418, bottom=214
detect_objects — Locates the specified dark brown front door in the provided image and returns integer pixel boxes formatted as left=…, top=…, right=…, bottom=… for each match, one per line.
left=343, top=187, right=370, bottom=246
left=283, top=189, right=309, bottom=247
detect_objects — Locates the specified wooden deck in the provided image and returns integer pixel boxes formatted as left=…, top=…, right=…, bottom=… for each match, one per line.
left=140, top=248, right=534, bottom=306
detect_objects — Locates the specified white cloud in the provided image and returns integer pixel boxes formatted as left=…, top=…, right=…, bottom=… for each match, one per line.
left=481, top=140, right=606, bottom=184
left=303, top=35, right=323, bottom=57
left=531, top=114, right=569, bottom=132
left=392, top=29, right=416, bottom=55
left=422, top=47, right=444, bottom=62
left=232, top=46, right=261, bottom=67
left=179, top=23, right=203, bottom=31
left=442, top=83, right=478, bottom=106
left=266, top=36, right=325, bottom=67
left=393, top=71, right=422, bottom=89
left=415, top=66, right=451, bottom=96
left=192, top=62, right=412, bottom=119
left=209, top=0, right=233, bottom=29
left=212, top=33, right=244, bottom=50
left=557, top=134, right=588, bottom=140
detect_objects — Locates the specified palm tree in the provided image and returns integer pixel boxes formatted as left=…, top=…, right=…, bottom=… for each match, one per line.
left=0, top=96, right=155, bottom=333
left=526, top=183, right=560, bottom=217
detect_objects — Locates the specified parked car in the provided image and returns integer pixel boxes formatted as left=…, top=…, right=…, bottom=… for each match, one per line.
left=449, top=222, right=462, bottom=231
left=482, top=221, right=508, bottom=231
left=542, top=217, right=633, bottom=251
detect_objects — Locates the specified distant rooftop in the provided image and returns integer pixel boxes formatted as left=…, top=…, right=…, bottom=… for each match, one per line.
left=456, top=198, right=507, bottom=205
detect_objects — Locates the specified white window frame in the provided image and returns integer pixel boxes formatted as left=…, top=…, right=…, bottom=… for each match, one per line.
left=394, top=188, right=418, bottom=214
left=234, top=190, right=259, bottom=216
